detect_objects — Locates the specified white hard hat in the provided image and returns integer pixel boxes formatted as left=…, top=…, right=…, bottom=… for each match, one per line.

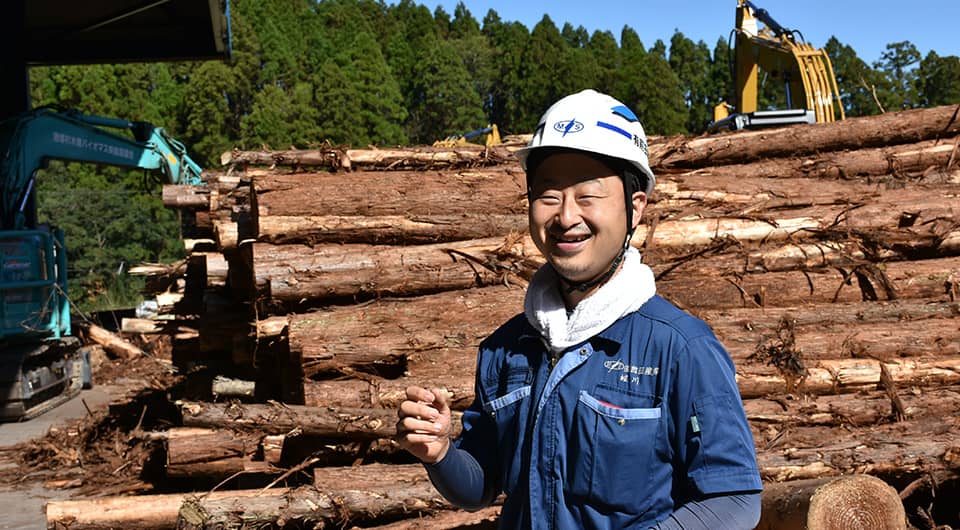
left=515, top=89, right=655, bottom=195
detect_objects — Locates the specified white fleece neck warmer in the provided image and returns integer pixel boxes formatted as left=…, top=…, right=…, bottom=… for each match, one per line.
left=524, top=247, right=656, bottom=353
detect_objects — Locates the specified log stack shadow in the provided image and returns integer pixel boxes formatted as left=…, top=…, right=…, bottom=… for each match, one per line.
left=75, top=106, right=960, bottom=529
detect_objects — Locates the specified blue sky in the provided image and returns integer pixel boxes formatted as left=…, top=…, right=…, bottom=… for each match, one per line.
left=425, top=1, right=960, bottom=65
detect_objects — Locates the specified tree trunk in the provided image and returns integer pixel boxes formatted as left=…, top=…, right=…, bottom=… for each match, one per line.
left=757, top=475, right=906, bottom=530
left=655, top=104, right=960, bottom=168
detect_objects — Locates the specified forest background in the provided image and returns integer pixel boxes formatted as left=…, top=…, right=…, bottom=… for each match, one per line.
left=25, top=0, right=960, bottom=311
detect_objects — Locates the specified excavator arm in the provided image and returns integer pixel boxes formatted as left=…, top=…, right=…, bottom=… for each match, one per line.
left=1, top=108, right=202, bottom=230
left=712, top=1, right=844, bottom=130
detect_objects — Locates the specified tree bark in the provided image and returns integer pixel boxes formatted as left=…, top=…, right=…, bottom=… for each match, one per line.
left=654, top=104, right=960, bottom=168
left=83, top=324, right=142, bottom=360
left=756, top=475, right=906, bottom=530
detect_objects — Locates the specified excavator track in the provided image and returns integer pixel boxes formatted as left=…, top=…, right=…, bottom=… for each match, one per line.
left=0, top=337, right=89, bottom=422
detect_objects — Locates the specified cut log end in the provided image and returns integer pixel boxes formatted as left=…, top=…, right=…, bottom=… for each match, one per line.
left=807, top=475, right=906, bottom=530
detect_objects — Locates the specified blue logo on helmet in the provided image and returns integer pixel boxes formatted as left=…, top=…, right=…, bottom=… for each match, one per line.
left=553, top=120, right=584, bottom=136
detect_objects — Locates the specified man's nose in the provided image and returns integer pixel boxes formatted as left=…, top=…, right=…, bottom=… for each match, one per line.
left=556, top=196, right=583, bottom=228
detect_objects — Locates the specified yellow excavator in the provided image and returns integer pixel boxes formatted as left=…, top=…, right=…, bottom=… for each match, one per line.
left=711, top=0, right=845, bottom=131
left=433, top=124, right=501, bottom=147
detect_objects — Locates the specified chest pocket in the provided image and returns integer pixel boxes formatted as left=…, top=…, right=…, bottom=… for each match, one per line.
left=568, top=385, right=665, bottom=514
left=481, top=372, right=532, bottom=496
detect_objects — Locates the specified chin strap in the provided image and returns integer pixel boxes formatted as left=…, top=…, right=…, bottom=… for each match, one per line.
left=560, top=233, right=633, bottom=294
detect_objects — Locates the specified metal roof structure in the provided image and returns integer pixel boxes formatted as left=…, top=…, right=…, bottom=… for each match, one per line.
left=2, top=0, right=232, bottom=118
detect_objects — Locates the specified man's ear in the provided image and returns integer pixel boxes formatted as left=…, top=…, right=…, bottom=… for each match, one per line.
left=631, top=192, right=647, bottom=230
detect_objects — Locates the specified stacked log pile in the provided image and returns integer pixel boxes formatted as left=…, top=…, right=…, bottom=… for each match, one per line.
left=66, top=105, right=960, bottom=529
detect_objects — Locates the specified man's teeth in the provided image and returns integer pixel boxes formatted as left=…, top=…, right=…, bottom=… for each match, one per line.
left=558, top=234, right=589, bottom=242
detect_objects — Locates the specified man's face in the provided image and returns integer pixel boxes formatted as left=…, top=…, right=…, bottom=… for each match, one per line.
left=528, top=152, right=644, bottom=284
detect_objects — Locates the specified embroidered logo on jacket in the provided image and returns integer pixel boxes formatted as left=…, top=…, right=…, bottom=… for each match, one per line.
left=604, top=359, right=659, bottom=384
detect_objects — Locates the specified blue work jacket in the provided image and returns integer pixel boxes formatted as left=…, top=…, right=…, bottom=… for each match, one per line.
left=449, top=295, right=762, bottom=529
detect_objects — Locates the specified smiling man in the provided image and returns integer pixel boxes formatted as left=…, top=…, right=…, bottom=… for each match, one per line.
left=396, top=90, right=763, bottom=529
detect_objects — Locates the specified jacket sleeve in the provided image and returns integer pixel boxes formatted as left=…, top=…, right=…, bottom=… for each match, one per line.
left=651, top=492, right=761, bottom=530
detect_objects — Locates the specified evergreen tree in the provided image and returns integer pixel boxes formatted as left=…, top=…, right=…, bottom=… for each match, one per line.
left=586, top=30, right=620, bottom=96
left=874, top=41, right=921, bottom=110
left=407, top=36, right=487, bottom=143
left=916, top=52, right=960, bottom=107
left=669, top=31, right=713, bottom=133
left=617, top=29, right=687, bottom=135
left=482, top=11, right=529, bottom=135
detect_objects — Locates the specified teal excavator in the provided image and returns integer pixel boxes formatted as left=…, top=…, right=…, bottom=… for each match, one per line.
left=0, top=107, right=203, bottom=420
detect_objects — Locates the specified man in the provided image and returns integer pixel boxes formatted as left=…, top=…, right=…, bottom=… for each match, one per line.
left=396, top=89, right=762, bottom=529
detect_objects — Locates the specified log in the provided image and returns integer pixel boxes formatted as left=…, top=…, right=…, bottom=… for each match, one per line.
left=257, top=213, right=528, bottom=245
left=284, top=285, right=519, bottom=378
left=655, top=104, right=960, bottom=168
left=666, top=139, right=959, bottom=181
left=353, top=505, right=500, bottom=529
left=659, top=255, right=960, bottom=309
left=46, top=489, right=289, bottom=530
left=736, top=356, right=960, bottom=398
left=252, top=236, right=539, bottom=305
left=756, top=413, right=960, bottom=481
left=162, top=184, right=210, bottom=209
left=164, top=428, right=271, bottom=479
left=253, top=169, right=526, bottom=217
left=221, top=144, right=520, bottom=170
left=743, top=386, right=960, bottom=426
left=83, top=323, right=142, bottom=360
left=178, top=400, right=464, bottom=441
left=757, top=475, right=906, bottom=530
left=176, top=470, right=449, bottom=529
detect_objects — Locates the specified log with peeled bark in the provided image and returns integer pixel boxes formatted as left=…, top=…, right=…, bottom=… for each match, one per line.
left=756, top=475, right=906, bottom=530
left=356, top=505, right=500, bottom=529
left=654, top=104, right=960, bottom=168
left=221, top=144, right=520, bottom=170
left=162, top=428, right=272, bottom=478
left=176, top=468, right=449, bottom=529
left=178, top=400, right=463, bottom=441
left=756, top=413, right=960, bottom=482
left=82, top=323, right=142, bottom=360
left=45, top=489, right=289, bottom=530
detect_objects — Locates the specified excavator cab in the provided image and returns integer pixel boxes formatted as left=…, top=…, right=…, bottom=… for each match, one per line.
left=711, top=0, right=845, bottom=131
